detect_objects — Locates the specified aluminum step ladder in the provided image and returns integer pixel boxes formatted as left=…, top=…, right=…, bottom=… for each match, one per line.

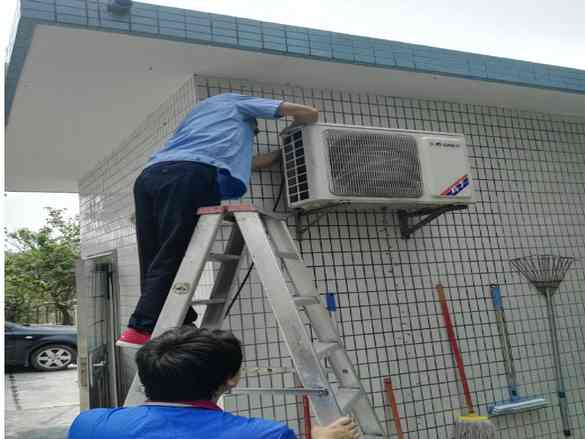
left=122, top=204, right=386, bottom=438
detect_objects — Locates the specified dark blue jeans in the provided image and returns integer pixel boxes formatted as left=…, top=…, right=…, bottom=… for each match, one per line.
left=129, top=161, right=221, bottom=333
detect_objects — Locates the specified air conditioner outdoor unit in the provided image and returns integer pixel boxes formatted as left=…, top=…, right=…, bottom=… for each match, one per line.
left=281, top=123, right=474, bottom=210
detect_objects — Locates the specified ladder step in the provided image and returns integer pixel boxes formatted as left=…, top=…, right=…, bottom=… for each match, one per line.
left=293, top=296, right=321, bottom=307
left=276, top=251, right=299, bottom=260
left=192, top=298, right=227, bottom=306
left=208, top=253, right=241, bottom=262
left=242, top=366, right=295, bottom=375
left=229, top=386, right=328, bottom=397
left=335, top=387, right=363, bottom=413
left=314, top=342, right=341, bottom=358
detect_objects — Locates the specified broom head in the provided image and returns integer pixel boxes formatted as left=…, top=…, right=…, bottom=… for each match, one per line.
left=454, top=413, right=496, bottom=439
left=488, top=396, right=548, bottom=416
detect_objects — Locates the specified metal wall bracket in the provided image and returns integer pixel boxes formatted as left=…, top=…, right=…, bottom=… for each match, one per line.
left=294, top=203, right=350, bottom=241
left=397, top=205, right=468, bottom=239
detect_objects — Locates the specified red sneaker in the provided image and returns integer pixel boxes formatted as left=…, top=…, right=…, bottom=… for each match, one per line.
left=116, top=328, right=151, bottom=348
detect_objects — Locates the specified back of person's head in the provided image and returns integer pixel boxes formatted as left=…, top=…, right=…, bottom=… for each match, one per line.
left=135, top=327, right=242, bottom=401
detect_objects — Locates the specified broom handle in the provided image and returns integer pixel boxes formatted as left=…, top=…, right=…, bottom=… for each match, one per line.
left=384, top=377, right=405, bottom=439
left=490, top=284, right=519, bottom=400
left=302, top=395, right=312, bottom=439
left=436, top=284, right=475, bottom=413
left=545, top=290, right=571, bottom=436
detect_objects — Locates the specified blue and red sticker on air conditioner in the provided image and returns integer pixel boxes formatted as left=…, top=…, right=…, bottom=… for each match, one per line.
left=441, top=175, right=470, bottom=197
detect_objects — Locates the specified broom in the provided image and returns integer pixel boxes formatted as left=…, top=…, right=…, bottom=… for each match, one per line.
left=436, top=284, right=496, bottom=439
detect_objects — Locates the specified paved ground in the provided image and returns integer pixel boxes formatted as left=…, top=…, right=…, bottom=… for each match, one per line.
left=5, top=366, right=80, bottom=439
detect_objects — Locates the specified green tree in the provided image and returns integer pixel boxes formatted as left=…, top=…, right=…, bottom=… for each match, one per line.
left=5, top=208, right=80, bottom=325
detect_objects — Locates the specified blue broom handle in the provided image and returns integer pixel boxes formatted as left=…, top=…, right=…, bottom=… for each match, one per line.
left=490, top=284, right=504, bottom=311
left=490, top=284, right=519, bottom=399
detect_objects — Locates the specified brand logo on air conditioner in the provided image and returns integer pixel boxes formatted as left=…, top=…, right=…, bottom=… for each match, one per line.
left=441, top=175, right=469, bottom=196
left=430, top=140, right=460, bottom=148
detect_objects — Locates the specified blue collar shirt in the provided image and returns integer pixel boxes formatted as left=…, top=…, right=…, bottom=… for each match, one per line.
left=68, top=403, right=298, bottom=439
left=147, top=93, right=283, bottom=200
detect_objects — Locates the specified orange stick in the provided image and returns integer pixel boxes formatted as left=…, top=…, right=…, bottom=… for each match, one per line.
left=436, top=283, right=475, bottom=413
left=302, top=395, right=312, bottom=439
left=384, top=377, right=405, bottom=439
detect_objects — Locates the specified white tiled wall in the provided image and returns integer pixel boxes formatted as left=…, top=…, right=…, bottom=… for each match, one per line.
left=79, top=75, right=585, bottom=438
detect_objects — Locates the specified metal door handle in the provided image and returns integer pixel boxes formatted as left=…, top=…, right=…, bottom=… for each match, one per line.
left=89, top=360, right=106, bottom=387
left=24, top=336, right=34, bottom=339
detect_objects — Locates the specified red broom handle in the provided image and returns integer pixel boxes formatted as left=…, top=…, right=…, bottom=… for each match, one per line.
left=436, top=284, right=475, bottom=412
left=303, top=395, right=312, bottom=439
left=384, top=377, right=405, bottom=439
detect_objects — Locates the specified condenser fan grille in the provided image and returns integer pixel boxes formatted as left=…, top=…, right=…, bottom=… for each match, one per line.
left=325, top=130, right=423, bottom=198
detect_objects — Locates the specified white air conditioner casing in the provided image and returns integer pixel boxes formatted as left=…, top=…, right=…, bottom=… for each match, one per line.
left=281, top=123, right=474, bottom=210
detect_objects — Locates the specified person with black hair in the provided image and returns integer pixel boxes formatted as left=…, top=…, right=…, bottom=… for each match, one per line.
left=69, top=327, right=360, bottom=439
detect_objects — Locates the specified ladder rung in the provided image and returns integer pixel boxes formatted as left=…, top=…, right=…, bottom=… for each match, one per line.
left=276, top=251, right=299, bottom=260
left=335, top=387, right=363, bottom=413
left=293, top=296, right=321, bottom=307
left=192, top=298, right=227, bottom=306
left=241, top=366, right=295, bottom=375
left=229, top=387, right=328, bottom=397
left=208, top=252, right=240, bottom=262
left=314, top=342, right=341, bottom=358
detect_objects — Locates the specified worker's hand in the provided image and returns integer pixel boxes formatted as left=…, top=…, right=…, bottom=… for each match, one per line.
left=292, top=109, right=319, bottom=125
left=312, top=417, right=361, bottom=439
left=279, top=102, right=319, bottom=125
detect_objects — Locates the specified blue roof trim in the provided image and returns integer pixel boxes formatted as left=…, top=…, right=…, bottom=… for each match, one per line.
left=6, top=0, right=585, bottom=120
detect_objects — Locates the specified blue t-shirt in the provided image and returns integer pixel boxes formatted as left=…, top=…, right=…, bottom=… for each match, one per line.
left=68, top=405, right=297, bottom=439
left=148, top=93, right=283, bottom=200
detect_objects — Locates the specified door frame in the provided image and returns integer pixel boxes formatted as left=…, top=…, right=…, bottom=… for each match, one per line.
left=76, top=250, right=122, bottom=410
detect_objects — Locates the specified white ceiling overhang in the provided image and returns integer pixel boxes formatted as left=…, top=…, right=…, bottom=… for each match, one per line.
left=6, top=24, right=585, bottom=192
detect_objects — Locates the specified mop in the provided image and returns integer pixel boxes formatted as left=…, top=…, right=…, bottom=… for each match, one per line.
left=487, top=284, right=548, bottom=415
left=436, top=284, right=496, bottom=439
left=510, top=255, right=575, bottom=437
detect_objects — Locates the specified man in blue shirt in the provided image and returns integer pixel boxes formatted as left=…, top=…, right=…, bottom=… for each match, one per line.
left=70, top=327, right=360, bottom=439
left=116, top=94, right=319, bottom=347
